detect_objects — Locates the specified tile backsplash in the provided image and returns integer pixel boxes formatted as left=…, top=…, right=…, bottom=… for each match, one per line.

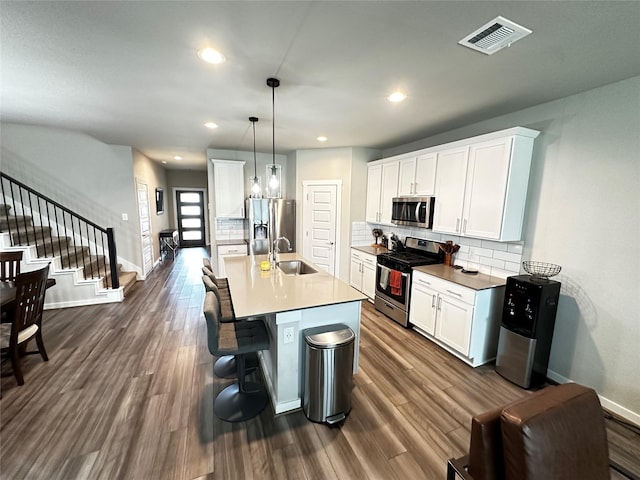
left=215, top=218, right=247, bottom=241
left=352, top=221, right=523, bottom=279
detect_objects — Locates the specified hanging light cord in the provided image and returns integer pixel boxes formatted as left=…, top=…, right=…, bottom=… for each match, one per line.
left=271, top=81, right=275, bottom=167
left=266, top=78, right=280, bottom=170
left=250, top=116, right=258, bottom=178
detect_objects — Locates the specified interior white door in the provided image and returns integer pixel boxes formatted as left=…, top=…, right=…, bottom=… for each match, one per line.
left=303, top=183, right=338, bottom=275
left=137, top=181, right=154, bottom=277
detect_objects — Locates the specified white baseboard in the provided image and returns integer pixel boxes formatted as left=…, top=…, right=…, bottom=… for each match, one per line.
left=547, top=369, right=640, bottom=427
left=44, top=295, right=123, bottom=310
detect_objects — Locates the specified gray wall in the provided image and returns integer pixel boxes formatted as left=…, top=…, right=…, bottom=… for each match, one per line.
left=0, top=123, right=141, bottom=267
left=132, top=149, right=169, bottom=265
left=384, top=76, right=640, bottom=420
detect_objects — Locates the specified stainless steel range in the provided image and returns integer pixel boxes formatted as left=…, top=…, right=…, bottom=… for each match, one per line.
left=375, top=237, right=443, bottom=327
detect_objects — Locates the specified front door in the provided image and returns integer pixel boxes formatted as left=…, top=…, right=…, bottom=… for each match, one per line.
left=176, top=190, right=205, bottom=247
left=302, top=182, right=339, bottom=275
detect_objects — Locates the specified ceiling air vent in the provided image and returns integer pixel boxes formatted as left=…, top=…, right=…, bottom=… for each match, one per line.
left=459, top=16, right=532, bottom=55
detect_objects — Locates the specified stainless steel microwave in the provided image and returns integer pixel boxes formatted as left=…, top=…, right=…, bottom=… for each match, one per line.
left=391, top=196, right=435, bottom=228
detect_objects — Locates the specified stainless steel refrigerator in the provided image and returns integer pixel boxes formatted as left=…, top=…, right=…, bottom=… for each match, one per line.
left=246, top=198, right=295, bottom=255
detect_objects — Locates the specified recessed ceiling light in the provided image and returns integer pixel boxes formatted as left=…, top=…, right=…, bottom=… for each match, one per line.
left=317, top=136, right=328, bottom=142
left=387, top=91, right=407, bottom=103
left=197, top=47, right=226, bottom=64
left=174, top=156, right=182, bottom=161
left=204, top=122, right=218, bottom=129
left=162, top=161, right=167, bottom=164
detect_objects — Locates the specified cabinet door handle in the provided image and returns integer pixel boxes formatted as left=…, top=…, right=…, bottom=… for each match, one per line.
left=463, top=219, right=467, bottom=234
left=437, top=297, right=442, bottom=311
left=455, top=218, right=460, bottom=233
left=446, top=289, right=462, bottom=297
left=431, top=294, right=436, bottom=308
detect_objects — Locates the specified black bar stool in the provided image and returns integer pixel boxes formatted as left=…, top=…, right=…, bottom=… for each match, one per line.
left=203, top=291, right=270, bottom=422
left=201, top=271, right=259, bottom=378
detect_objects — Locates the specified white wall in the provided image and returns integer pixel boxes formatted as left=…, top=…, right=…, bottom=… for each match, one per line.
left=0, top=123, right=141, bottom=266
left=384, top=76, right=640, bottom=422
left=294, top=147, right=378, bottom=281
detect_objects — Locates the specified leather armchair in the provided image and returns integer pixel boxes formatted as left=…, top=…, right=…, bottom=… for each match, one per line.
left=447, top=383, right=611, bottom=480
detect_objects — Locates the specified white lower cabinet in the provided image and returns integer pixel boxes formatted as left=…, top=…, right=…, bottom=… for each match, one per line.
left=350, top=249, right=376, bottom=301
left=409, top=270, right=504, bottom=367
left=217, top=243, right=247, bottom=277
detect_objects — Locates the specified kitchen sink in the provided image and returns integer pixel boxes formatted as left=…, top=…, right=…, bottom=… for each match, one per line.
left=276, top=260, right=317, bottom=275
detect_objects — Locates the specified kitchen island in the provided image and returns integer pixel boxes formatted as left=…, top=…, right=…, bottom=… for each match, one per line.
left=223, top=253, right=366, bottom=414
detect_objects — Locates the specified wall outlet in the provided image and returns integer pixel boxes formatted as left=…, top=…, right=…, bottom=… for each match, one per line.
left=122, top=213, right=128, bottom=221
left=283, top=327, right=294, bottom=344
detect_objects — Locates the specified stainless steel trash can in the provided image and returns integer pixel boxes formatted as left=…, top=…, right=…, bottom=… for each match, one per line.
left=303, top=324, right=355, bottom=425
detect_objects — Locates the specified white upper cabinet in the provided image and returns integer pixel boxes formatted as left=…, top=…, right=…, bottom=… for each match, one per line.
left=433, top=146, right=469, bottom=235
left=212, top=160, right=245, bottom=219
left=432, top=129, right=538, bottom=241
left=365, top=127, right=538, bottom=240
left=398, top=153, right=437, bottom=196
left=366, top=161, right=399, bottom=224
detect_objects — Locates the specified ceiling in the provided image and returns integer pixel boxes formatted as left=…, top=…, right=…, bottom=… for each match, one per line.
left=2, top=1, right=639, bottom=170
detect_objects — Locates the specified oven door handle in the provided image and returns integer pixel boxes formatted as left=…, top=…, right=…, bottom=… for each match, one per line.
left=376, top=265, right=410, bottom=278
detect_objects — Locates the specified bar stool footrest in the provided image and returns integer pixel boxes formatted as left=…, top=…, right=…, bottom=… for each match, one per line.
left=213, top=352, right=258, bottom=378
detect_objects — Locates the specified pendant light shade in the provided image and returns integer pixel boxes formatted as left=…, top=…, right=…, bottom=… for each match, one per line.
left=248, top=116, right=261, bottom=197
left=266, top=77, right=282, bottom=199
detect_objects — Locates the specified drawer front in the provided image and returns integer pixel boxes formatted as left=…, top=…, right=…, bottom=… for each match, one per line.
left=218, top=244, right=247, bottom=255
left=414, top=271, right=476, bottom=305
left=361, top=252, right=376, bottom=267
left=351, top=250, right=362, bottom=262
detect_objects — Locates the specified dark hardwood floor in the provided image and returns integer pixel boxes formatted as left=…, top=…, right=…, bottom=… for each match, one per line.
left=2, top=246, right=638, bottom=479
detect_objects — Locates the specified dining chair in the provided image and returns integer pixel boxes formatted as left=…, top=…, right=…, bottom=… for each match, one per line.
left=0, top=264, right=50, bottom=385
left=0, top=250, right=23, bottom=282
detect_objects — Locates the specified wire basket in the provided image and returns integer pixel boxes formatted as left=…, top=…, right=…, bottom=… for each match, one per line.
left=522, top=261, right=561, bottom=279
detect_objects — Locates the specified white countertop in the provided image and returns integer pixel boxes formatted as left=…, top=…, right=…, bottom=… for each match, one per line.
left=413, top=264, right=507, bottom=290
left=224, top=253, right=366, bottom=318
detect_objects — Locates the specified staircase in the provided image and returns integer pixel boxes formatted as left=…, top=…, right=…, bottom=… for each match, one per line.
left=1, top=174, right=138, bottom=309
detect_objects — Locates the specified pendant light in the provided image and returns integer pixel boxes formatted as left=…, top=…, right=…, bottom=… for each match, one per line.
left=266, top=77, right=282, bottom=198
left=249, top=116, right=261, bottom=197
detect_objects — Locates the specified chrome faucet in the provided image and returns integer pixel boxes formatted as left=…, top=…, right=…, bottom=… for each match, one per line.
left=271, top=236, right=291, bottom=262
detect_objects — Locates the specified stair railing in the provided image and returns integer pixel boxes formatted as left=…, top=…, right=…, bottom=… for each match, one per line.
left=1, top=172, right=119, bottom=289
